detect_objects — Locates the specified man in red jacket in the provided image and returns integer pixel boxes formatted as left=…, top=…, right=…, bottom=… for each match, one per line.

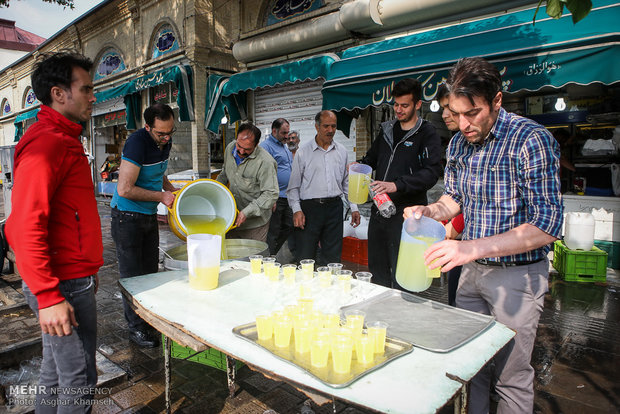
left=6, top=51, right=103, bottom=412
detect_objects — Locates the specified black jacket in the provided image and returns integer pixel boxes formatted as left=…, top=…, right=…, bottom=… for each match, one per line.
left=360, top=118, right=442, bottom=209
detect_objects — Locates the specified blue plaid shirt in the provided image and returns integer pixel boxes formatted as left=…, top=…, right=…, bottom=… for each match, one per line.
left=444, top=107, right=563, bottom=262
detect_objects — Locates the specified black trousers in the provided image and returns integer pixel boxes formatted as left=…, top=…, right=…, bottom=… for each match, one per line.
left=266, top=197, right=294, bottom=255
left=111, top=207, right=159, bottom=331
left=295, top=198, right=343, bottom=266
left=367, top=206, right=405, bottom=289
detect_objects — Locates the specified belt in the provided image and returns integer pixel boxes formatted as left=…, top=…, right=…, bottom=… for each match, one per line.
left=111, top=207, right=154, bottom=218
left=304, top=197, right=340, bottom=204
left=475, top=258, right=544, bottom=267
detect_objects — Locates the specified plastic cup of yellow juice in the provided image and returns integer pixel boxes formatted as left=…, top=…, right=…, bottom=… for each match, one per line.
left=332, top=336, right=353, bottom=374
left=255, top=314, right=273, bottom=341
left=310, top=337, right=330, bottom=368
left=298, top=297, right=314, bottom=313
left=327, top=262, right=343, bottom=275
left=324, top=313, right=341, bottom=331
left=300, top=259, right=315, bottom=279
left=367, top=321, right=389, bottom=354
left=337, top=270, right=353, bottom=294
left=355, top=334, right=375, bottom=365
left=266, top=262, right=281, bottom=282
left=294, top=320, right=313, bottom=354
left=299, top=281, right=313, bottom=299
left=249, top=255, right=263, bottom=274
left=282, top=264, right=297, bottom=284
left=345, top=309, right=366, bottom=338
left=273, top=317, right=293, bottom=348
left=317, top=267, right=332, bottom=288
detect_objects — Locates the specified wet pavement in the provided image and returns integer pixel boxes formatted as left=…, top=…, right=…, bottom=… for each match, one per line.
left=0, top=196, right=619, bottom=413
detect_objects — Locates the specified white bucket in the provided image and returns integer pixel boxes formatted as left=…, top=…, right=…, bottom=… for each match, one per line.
left=564, top=212, right=595, bottom=250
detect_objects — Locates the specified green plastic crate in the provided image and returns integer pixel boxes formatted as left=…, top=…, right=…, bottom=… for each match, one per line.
left=593, top=240, right=620, bottom=270
left=162, top=335, right=243, bottom=371
left=553, top=241, right=607, bottom=283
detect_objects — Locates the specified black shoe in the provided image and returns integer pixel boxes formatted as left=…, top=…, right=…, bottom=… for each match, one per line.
left=129, top=329, right=159, bottom=348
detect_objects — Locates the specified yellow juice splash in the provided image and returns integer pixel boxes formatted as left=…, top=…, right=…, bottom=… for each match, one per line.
left=181, top=214, right=229, bottom=260
left=348, top=173, right=370, bottom=204
left=189, top=266, right=219, bottom=290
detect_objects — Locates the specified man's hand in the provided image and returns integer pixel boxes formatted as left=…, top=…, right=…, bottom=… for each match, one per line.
left=293, top=211, right=305, bottom=229
left=370, top=180, right=397, bottom=195
left=403, top=205, right=432, bottom=220
left=235, top=211, right=247, bottom=227
left=350, top=211, right=361, bottom=228
left=161, top=191, right=175, bottom=208
left=38, top=300, right=78, bottom=336
left=423, top=239, right=477, bottom=273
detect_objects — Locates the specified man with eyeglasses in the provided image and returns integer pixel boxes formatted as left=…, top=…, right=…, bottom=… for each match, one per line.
left=111, top=103, right=178, bottom=348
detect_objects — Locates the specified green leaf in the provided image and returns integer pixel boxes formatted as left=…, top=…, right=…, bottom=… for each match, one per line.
left=546, top=0, right=564, bottom=19
left=565, top=0, right=592, bottom=23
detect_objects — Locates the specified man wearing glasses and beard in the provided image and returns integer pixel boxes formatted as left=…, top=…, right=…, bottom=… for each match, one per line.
left=111, top=103, right=178, bottom=348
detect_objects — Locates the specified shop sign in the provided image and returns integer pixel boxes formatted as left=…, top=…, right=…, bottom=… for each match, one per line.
left=94, top=110, right=127, bottom=128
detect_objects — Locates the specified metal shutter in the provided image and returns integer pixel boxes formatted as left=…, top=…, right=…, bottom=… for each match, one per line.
left=254, top=80, right=355, bottom=162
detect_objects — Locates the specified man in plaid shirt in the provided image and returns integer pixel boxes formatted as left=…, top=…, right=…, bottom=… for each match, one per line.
left=405, top=57, right=563, bottom=413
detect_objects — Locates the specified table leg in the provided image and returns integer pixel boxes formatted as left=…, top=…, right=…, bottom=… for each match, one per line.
left=164, top=335, right=171, bottom=414
left=454, top=383, right=468, bottom=414
left=226, top=355, right=238, bottom=398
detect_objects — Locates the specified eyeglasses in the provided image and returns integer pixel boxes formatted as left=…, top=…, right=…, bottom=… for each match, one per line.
left=151, top=128, right=176, bottom=139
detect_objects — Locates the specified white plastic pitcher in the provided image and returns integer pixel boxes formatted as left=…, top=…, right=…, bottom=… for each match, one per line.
left=564, top=212, right=595, bottom=250
left=187, top=234, right=222, bottom=290
left=395, top=215, right=446, bottom=292
left=348, top=164, right=372, bottom=204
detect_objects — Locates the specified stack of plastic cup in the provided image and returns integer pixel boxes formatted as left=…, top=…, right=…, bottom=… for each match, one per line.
left=250, top=255, right=263, bottom=275
left=367, top=321, right=389, bottom=354
left=355, top=271, right=372, bottom=283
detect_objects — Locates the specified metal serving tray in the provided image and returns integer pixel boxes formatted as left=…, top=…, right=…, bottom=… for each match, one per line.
left=340, top=290, right=495, bottom=353
left=232, top=322, right=413, bottom=388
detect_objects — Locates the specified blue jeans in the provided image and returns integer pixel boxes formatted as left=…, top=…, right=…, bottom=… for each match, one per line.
left=111, top=207, right=159, bottom=331
left=23, top=276, right=97, bottom=413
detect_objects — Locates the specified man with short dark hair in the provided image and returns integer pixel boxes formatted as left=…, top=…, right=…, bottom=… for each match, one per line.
left=111, top=102, right=177, bottom=348
left=6, top=51, right=103, bottom=411
left=405, top=57, right=563, bottom=413
left=216, top=122, right=279, bottom=242
left=260, top=118, right=294, bottom=255
left=360, top=78, right=442, bottom=288
left=287, top=110, right=360, bottom=265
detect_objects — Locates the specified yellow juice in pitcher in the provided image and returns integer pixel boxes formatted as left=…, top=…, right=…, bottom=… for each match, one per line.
left=189, top=266, right=219, bottom=290
left=348, top=173, right=369, bottom=204
left=181, top=214, right=229, bottom=259
left=395, top=240, right=434, bottom=292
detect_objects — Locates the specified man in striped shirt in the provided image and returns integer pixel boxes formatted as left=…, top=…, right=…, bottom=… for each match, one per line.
left=405, top=57, right=563, bottom=414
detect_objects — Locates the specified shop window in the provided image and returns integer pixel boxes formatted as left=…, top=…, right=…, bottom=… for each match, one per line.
left=150, top=82, right=178, bottom=106
left=24, top=88, right=39, bottom=108
left=151, top=24, right=179, bottom=59
left=1, top=99, right=10, bottom=116
left=94, top=49, right=126, bottom=80
left=265, top=0, right=323, bottom=26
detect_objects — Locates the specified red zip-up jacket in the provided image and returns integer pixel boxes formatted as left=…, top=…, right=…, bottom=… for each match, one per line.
left=6, top=105, right=103, bottom=309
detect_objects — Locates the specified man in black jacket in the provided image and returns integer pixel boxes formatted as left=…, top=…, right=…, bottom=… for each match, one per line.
left=360, top=78, right=442, bottom=288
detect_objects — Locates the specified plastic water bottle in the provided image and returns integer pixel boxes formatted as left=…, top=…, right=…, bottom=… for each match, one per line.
left=369, top=186, right=396, bottom=218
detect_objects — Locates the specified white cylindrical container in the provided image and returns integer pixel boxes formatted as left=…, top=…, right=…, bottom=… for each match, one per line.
left=564, top=212, right=595, bottom=250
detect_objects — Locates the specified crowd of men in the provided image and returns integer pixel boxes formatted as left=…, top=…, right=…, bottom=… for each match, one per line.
left=6, top=50, right=561, bottom=413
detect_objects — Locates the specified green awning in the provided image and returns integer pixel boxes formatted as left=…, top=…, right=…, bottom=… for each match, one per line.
left=13, top=108, right=40, bottom=141
left=205, top=54, right=337, bottom=133
left=323, top=0, right=620, bottom=112
left=95, top=65, right=195, bottom=122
